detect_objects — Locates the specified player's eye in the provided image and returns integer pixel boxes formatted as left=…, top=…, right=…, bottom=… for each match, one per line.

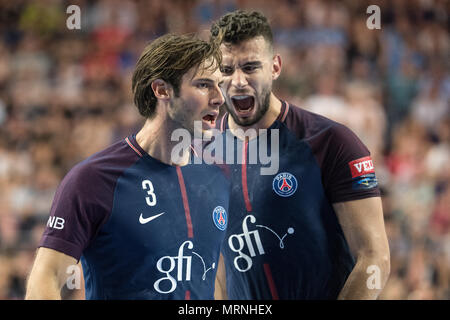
left=197, top=82, right=210, bottom=89
left=242, top=65, right=258, bottom=73
left=220, top=66, right=233, bottom=75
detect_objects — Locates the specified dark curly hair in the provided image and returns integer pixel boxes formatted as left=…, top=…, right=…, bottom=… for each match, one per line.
left=210, top=10, right=273, bottom=48
left=132, top=34, right=221, bottom=119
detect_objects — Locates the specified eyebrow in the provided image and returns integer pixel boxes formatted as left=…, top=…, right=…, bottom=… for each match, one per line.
left=222, top=61, right=263, bottom=68
left=193, top=78, right=223, bottom=86
left=194, top=78, right=215, bottom=83
left=240, top=61, right=262, bottom=67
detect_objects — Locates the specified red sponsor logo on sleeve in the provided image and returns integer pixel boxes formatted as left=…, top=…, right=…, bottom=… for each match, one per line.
left=349, top=156, right=375, bottom=178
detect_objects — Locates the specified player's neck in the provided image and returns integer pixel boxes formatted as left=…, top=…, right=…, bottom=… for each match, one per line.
left=228, top=93, right=282, bottom=139
left=136, top=116, right=190, bottom=167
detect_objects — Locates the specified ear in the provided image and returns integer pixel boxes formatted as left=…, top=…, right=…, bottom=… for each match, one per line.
left=272, top=54, right=282, bottom=80
left=151, top=79, right=172, bottom=100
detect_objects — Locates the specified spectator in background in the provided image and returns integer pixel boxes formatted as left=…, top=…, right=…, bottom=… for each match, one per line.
left=304, top=71, right=349, bottom=125
left=411, top=61, right=450, bottom=137
left=343, top=81, right=386, bottom=165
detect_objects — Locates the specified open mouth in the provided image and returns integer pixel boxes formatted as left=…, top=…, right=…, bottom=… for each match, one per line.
left=202, top=113, right=218, bottom=127
left=231, top=95, right=255, bottom=116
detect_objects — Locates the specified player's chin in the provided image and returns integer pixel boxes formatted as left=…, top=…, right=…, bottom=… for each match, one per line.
left=229, top=108, right=262, bottom=127
left=202, top=129, right=214, bottom=140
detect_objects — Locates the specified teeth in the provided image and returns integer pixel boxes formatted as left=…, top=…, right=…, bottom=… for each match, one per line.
left=233, top=95, right=251, bottom=100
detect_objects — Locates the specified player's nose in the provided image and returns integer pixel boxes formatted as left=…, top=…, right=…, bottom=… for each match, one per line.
left=231, top=69, right=248, bottom=89
left=210, top=85, right=225, bottom=108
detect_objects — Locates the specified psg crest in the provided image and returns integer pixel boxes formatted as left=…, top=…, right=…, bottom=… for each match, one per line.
left=272, top=172, right=298, bottom=197
left=212, top=206, right=227, bottom=231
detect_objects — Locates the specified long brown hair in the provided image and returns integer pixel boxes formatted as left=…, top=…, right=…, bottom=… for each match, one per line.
left=132, top=34, right=222, bottom=118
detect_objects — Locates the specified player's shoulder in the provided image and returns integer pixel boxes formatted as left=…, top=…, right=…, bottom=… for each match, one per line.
left=61, top=137, right=140, bottom=190
left=283, top=101, right=360, bottom=144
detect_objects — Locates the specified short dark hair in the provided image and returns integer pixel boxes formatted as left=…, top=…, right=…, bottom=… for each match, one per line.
left=132, top=34, right=221, bottom=119
left=210, top=10, right=273, bottom=48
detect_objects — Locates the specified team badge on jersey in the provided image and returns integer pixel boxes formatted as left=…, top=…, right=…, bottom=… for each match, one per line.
left=212, top=206, right=227, bottom=231
left=272, top=172, right=298, bottom=197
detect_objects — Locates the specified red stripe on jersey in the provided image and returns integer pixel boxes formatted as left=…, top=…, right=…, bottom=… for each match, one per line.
left=176, top=166, right=194, bottom=238
left=242, top=139, right=252, bottom=212
left=276, top=101, right=287, bottom=122
left=348, top=156, right=375, bottom=178
left=281, top=102, right=290, bottom=122
left=185, top=290, right=191, bottom=300
left=263, top=263, right=279, bottom=300
left=125, top=137, right=143, bottom=157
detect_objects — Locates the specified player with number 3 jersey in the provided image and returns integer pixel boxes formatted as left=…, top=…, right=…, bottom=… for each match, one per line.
left=25, top=34, right=230, bottom=300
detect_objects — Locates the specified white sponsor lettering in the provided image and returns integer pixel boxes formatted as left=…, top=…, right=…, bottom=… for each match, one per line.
left=154, top=240, right=215, bottom=294
left=353, top=160, right=374, bottom=173
left=228, top=215, right=295, bottom=272
left=47, top=216, right=65, bottom=230
left=228, top=215, right=265, bottom=272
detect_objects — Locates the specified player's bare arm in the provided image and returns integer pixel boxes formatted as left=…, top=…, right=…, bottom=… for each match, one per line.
left=334, top=197, right=390, bottom=300
left=214, top=253, right=228, bottom=300
left=25, top=247, right=78, bottom=299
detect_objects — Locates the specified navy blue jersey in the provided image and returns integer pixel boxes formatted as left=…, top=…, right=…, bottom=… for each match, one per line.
left=39, top=135, right=230, bottom=300
left=217, top=101, right=380, bottom=300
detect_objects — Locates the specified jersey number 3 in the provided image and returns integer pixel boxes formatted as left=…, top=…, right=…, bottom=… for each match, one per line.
left=142, top=179, right=157, bottom=206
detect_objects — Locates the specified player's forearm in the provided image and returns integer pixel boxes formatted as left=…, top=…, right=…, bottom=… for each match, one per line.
left=25, top=271, right=62, bottom=300
left=337, top=254, right=390, bottom=300
left=26, top=283, right=61, bottom=299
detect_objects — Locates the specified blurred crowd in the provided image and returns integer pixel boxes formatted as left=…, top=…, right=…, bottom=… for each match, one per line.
left=0, top=0, right=448, bottom=300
